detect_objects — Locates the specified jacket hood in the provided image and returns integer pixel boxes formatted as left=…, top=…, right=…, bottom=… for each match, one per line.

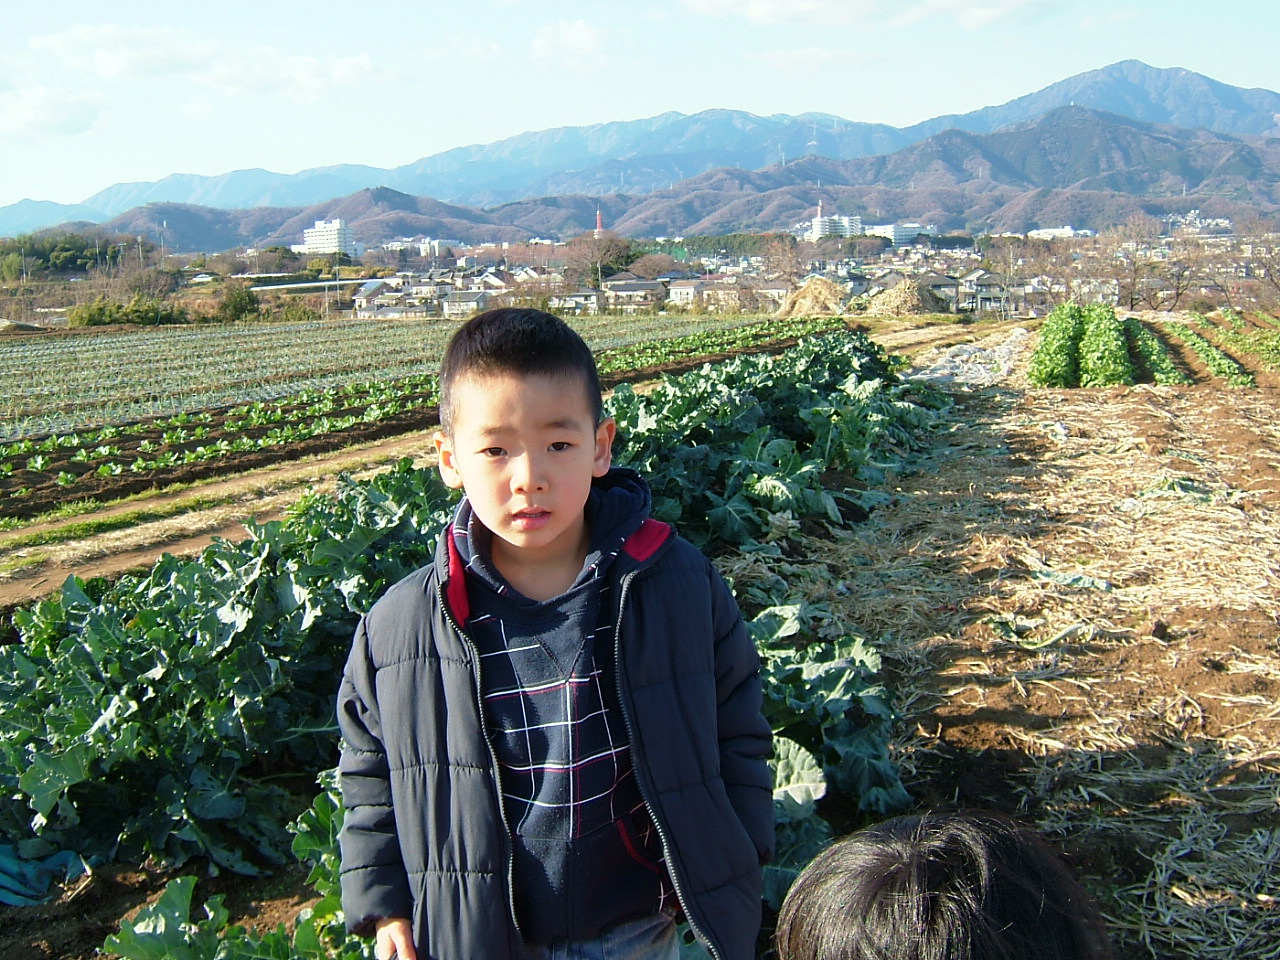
left=438, top=467, right=670, bottom=622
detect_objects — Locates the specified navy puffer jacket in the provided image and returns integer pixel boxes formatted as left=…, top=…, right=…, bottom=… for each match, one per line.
left=337, top=515, right=775, bottom=960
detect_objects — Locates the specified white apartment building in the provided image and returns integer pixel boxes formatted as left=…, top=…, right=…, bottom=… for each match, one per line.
left=803, top=201, right=863, bottom=241
left=864, top=222, right=938, bottom=246
left=291, top=219, right=359, bottom=257
left=1027, top=226, right=1086, bottom=240
left=807, top=214, right=863, bottom=241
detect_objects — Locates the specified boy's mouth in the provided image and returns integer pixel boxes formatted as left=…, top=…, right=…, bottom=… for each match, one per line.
left=512, top=507, right=550, bottom=528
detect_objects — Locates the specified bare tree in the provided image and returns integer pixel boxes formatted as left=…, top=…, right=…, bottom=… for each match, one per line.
left=628, top=252, right=679, bottom=279
left=1223, top=220, right=1280, bottom=312
left=562, top=231, right=632, bottom=288
left=761, top=234, right=802, bottom=285
left=1136, top=241, right=1202, bottom=312
left=1095, top=214, right=1163, bottom=309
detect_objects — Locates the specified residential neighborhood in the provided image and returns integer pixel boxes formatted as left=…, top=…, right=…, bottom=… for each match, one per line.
left=281, top=202, right=1245, bottom=324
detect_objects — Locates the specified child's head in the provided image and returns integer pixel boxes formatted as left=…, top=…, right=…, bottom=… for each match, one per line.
left=437, top=307, right=604, bottom=438
left=433, top=309, right=616, bottom=572
left=775, top=811, right=1114, bottom=960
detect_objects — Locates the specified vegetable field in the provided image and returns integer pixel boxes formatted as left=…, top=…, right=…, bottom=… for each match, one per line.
left=0, top=314, right=840, bottom=520
left=1026, top=302, right=1280, bottom=391
left=2, top=309, right=1279, bottom=960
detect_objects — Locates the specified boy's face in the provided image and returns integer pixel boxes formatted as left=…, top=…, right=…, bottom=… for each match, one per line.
left=434, top=370, right=615, bottom=568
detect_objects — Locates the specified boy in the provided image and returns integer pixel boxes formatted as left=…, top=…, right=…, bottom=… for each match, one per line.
left=775, top=812, right=1114, bottom=960
left=336, top=308, right=774, bottom=960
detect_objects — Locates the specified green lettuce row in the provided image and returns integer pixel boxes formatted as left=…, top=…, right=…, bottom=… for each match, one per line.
left=1026, top=302, right=1085, bottom=387
left=1078, top=304, right=1135, bottom=387
left=1122, top=317, right=1193, bottom=386
left=1162, top=318, right=1256, bottom=387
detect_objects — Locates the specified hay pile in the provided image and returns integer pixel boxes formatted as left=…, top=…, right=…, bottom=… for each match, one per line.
left=0, top=320, right=44, bottom=335
left=865, top=279, right=948, bottom=317
left=775, top=276, right=846, bottom=317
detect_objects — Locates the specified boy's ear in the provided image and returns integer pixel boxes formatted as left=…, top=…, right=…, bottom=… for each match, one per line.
left=593, top=418, right=616, bottom=477
left=433, top=430, right=465, bottom=489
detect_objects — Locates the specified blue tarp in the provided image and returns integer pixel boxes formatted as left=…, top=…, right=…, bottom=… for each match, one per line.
left=0, top=843, right=88, bottom=906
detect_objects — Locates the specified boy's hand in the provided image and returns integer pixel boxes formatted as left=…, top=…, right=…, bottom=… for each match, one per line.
left=375, top=917, right=416, bottom=960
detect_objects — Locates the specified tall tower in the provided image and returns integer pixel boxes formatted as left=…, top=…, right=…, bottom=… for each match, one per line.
left=595, top=207, right=603, bottom=238
left=809, top=199, right=825, bottom=242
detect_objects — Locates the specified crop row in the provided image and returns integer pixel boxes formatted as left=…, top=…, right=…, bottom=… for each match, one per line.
left=0, top=312, right=791, bottom=441
left=1160, top=319, right=1256, bottom=387
left=1025, top=302, right=1086, bottom=386
left=1026, top=303, right=1138, bottom=388
left=1122, top=317, right=1193, bottom=385
left=1077, top=304, right=1134, bottom=387
left=1189, top=311, right=1280, bottom=372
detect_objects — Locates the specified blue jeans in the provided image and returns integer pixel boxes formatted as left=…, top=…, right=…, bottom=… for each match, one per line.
left=541, top=912, right=680, bottom=960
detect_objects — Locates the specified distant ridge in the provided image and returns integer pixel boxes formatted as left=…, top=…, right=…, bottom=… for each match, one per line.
left=6, top=60, right=1280, bottom=242
left=70, top=105, right=1280, bottom=252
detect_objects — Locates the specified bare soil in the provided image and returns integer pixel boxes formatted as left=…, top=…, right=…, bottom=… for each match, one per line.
left=3, top=314, right=1277, bottom=960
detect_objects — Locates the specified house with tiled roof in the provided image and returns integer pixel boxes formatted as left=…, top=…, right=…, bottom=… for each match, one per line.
left=549, top=288, right=602, bottom=315
left=442, top=289, right=491, bottom=319
left=602, top=280, right=667, bottom=313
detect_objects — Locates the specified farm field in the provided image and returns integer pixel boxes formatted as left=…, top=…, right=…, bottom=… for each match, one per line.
left=0, top=313, right=844, bottom=521
left=1, top=309, right=1278, bottom=959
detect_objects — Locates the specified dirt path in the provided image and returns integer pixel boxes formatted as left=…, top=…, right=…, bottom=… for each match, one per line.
left=0, top=431, right=439, bottom=611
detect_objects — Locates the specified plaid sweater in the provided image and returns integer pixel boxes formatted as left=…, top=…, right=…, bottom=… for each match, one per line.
left=449, top=476, right=675, bottom=944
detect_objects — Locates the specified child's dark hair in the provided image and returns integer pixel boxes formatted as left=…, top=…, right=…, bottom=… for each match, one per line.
left=775, top=811, right=1114, bottom=960
left=437, top=308, right=603, bottom=435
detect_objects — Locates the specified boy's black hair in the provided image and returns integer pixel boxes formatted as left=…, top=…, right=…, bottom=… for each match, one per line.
left=775, top=811, right=1114, bottom=960
left=437, top=308, right=604, bottom=435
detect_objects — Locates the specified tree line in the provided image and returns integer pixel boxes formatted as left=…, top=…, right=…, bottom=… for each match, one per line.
left=0, top=232, right=148, bottom=281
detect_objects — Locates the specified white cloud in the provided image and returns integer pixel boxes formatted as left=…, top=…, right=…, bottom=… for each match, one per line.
left=0, top=85, right=100, bottom=140
left=678, top=0, right=879, bottom=26
left=26, top=23, right=379, bottom=109
left=29, top=24, right=209, bottom=80
left=680, top=0, right=1049, bottom=28
left=198, top=52, right=375, bottom=104
left=531, top=19, right=608, bottom=69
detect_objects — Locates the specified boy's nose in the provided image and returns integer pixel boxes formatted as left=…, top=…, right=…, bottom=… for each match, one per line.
left=512, top=455, right=548, bottom=493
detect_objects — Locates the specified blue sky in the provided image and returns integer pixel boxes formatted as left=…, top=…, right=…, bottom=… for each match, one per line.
left=1, top=0, right=1276, bottom=208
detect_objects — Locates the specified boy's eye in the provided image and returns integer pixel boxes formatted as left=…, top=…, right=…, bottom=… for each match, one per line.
left=549, top=441, right=572, bottom=452
left=481, top=447, right=505, bottom=458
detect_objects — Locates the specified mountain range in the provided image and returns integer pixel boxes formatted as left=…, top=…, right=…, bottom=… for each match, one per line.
left=7, top=59, right=1280, bottom=247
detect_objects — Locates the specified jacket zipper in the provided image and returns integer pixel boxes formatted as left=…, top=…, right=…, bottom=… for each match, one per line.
left=613, top=569, right=725, bottom=960
left=438, top=582, right=526, bottom=944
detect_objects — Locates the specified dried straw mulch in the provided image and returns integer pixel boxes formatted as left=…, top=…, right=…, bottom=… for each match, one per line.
left=726, top=329, right=1280, bottom=958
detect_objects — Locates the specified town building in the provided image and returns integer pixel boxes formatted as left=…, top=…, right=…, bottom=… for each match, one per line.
left=291, top=219, right=359, bottom=258
left=864, top=223, right=939, bottom=246
left=805, top=201, right=863, bottom=241
left=442, top=289, right=491, bottom=319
